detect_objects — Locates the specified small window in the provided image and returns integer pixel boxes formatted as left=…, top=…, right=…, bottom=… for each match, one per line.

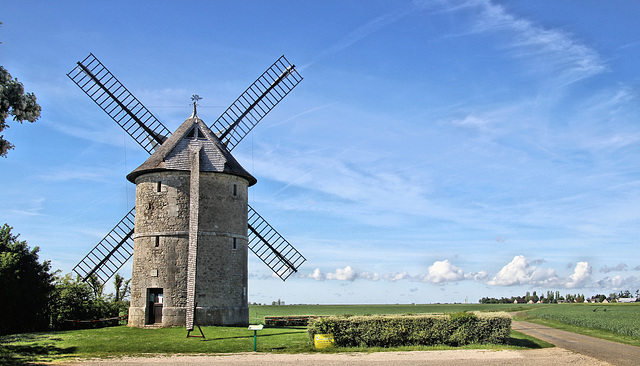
left=155, top=236, right=160, bottom=247
left=156, top=181, right=162, bottom=192
left=187, top=126, right=206, bottom=140
left=232, top=237, right=237, bottom=250
left=233, top=184, right=238, bottom=197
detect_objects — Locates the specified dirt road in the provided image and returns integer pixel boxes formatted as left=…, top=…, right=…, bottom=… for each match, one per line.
left=68, top=348, right=607, bottom=366
left=513, top=320, right=640, bottom=366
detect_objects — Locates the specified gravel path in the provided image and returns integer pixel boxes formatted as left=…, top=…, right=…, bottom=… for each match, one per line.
left=513, top=320, right=640, bottom=366
left=67, top=348, right=608, bottom=366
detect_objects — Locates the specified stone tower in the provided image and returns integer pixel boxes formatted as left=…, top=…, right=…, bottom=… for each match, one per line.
left=126, top=108, right=257, bottom=328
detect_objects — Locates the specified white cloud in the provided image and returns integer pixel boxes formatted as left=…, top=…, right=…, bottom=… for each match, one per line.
left=431, top=0, right=606, bottom=86
left=382, top=272, right=411, bottom=282
left=465, top=270, right=489, bottom=282
left=487, top=255, right=557, bottom=286
left=423, top=260, right=465, bottom=285
left=309, top=268, right=325, bottom=281
left=451, top=114, right=493, bottom=130
left=593, top=275, right=640, bottom=291
left=301, top=6, right=413, bottom=70
left=301, top=261, right=487, bottom=285
left=565, top=261, right=592, bottom=289
left=358, top=271, right=381, bottom=281
left=471, top=0, right=606, bottom=84
left=299, top=258, right=594, bottom=291
left=325, top=266, right=358, bottom=281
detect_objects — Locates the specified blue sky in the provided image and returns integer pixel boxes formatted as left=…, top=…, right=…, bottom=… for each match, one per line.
left=2, top=0, right=640, bottom=304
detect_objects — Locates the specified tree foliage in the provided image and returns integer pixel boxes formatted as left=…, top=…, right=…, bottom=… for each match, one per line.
left=0, top=63, right=42, bottom=157
left=0, top=222, right=132, bottom=333
left=0, top=224, right=54, bottom=335
left=112, top=272, right=131, bottom=314
left=48, top=273, right=131, bottom=329
left=48, top=274, right=101, bottom=329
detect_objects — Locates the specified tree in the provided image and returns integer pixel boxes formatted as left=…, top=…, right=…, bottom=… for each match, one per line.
left=0, top=224, right=54, bottom=335
left=619, top=290, right=631, bottom=298
left=113, top=273, right=131, bottom=303
left=48, top=274, right=98, bottom=329
left=87, top=273, right=105, bottom=300
left=111, top=273, right=131, bottom=316
left=0, top=26, right=42, bottom=157
left=48, top=273, right=127, bottom=329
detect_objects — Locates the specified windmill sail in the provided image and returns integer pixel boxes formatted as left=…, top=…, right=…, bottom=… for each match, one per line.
left=70, top=55, right=306, bottom=286
left=248, top=205, right=306, bottom=281
left=67, top=53, right=172, bottom=154
left=72, top=207, right=135, bottom=284
left=212, top=55, right=303, bottom=151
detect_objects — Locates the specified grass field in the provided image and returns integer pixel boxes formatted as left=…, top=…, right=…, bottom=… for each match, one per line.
left=517, top=302, right=640, bottom=347
left=0, top=303, right=605, bottom=365
left=0, top=325, right=550, bottom=364
left=250, top=303, right=532, bottom=322
left=0, top=328, right=549, bottom=365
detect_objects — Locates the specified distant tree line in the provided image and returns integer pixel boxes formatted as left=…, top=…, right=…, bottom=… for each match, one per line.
left=0, top=224, right=130, bottom=335
left=479, top=289, right=639, bottom=304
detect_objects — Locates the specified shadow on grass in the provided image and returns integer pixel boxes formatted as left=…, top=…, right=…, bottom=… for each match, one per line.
left=0, top=333, right=76, bottom=365
left=506, top=336, right=545, bottom=349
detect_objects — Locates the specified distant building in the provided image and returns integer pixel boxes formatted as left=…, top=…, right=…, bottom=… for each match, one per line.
left=617, top=298, right=637, bottom=303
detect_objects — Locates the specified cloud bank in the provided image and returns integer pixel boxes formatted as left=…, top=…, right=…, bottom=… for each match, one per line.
left=298, top=255, right=608, bottom=290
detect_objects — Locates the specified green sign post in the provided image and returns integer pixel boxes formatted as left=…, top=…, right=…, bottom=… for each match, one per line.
left=248, top=325, right=264, bottom=351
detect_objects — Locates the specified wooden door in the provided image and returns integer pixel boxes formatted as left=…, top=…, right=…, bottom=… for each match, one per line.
left=147, top=288, right=163, bottom=324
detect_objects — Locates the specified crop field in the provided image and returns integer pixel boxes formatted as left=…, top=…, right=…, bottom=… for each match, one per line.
left=249, top=303, right=532, bottom=322
left=525, top=303, right=640, bottom=337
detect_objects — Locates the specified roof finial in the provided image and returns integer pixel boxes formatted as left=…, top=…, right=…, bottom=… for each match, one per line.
left=190, top=94, right=202, bottom=118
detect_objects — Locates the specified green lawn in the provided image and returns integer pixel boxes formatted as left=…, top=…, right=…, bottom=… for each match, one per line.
left=0, top=304, right=548, bottom=364
left=0, top=325, right=551, bottom=365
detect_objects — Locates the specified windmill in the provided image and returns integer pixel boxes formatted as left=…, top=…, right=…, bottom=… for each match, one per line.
left=68, top=53, right=306, bottom=327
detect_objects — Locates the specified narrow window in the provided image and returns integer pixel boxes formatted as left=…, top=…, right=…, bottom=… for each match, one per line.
left=187, top=127, right=196, bottom=140
left=186, top=126, right=205, bottom=140
left=155, top=236, right=160, bottom=247
left=232, top=237, right=237, bottom=250
left=157, top=181, right=162, bottom=192
left=233, top=184, right=238, bottom=197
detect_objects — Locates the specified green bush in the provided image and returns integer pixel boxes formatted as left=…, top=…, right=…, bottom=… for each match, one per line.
left=307, top=312, right=511, bottom=347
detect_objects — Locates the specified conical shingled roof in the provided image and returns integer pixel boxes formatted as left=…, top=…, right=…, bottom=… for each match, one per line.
left=126, top=114, right=257, bottom=186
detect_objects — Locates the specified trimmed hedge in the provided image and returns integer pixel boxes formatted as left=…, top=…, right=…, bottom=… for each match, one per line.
left=307, top=312, right=511, bottom=347
left=265, top=316, right=319, bottom=326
